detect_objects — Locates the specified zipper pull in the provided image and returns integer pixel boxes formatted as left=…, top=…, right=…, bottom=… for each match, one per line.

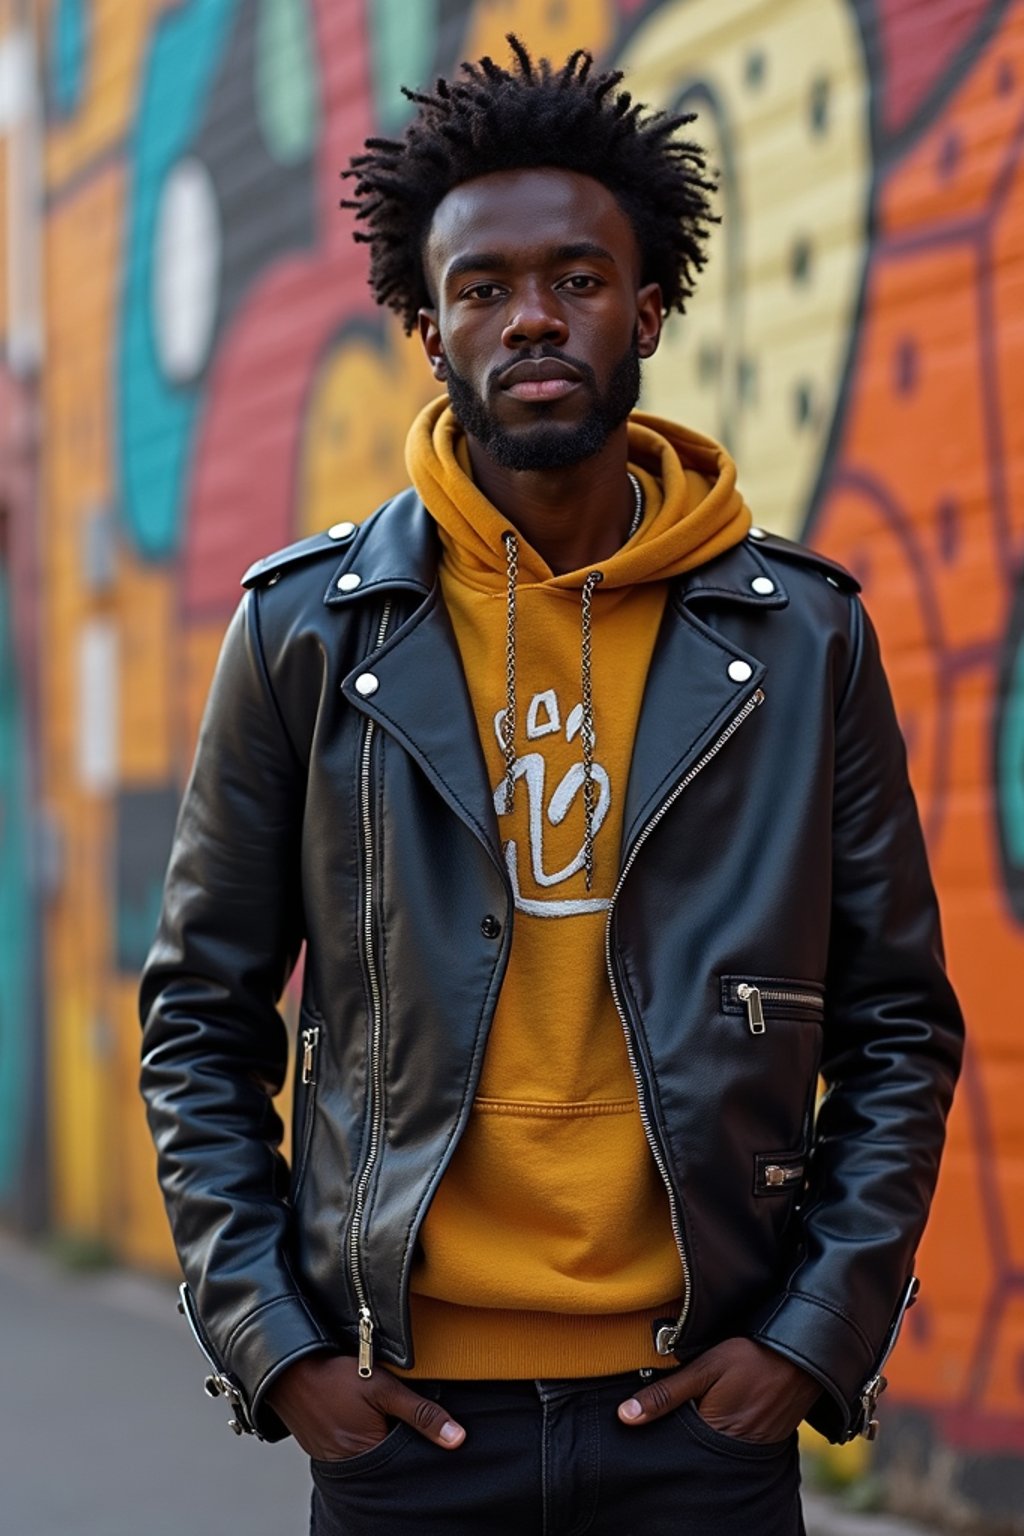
left=357, top=1307, right=374, bottom=1379
left=301, top=1026, right=319, bottom=1085
left=737, top=983, right=765, bottom=1035
left=763, top=1163, right=803, bottom=1188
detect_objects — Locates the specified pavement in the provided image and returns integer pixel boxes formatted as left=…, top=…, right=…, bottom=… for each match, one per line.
left=0, top=1232, right=942, bottom=1536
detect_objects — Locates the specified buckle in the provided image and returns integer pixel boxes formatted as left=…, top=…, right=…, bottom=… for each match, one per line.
left=176, top=1282, right=257, bottom=1437
left=858, top=1373, right=887, bottom=1441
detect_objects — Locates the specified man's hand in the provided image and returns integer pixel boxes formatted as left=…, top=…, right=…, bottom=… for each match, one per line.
left=617, top=1337, right=821, bottom=1444
left=266, top=1353, right=466, bottom=1461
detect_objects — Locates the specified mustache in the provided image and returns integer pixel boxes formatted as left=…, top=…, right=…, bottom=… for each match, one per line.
left=489, top=349, right=597, bottom=392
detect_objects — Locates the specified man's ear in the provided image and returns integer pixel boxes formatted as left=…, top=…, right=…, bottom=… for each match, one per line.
left=636, top=283, right=663, bottom=360
left=418, top=309, right=447, bottom=380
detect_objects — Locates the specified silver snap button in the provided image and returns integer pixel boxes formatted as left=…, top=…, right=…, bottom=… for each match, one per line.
left=354, top=673, right=379, bottom=697
left=751, top=576, right=775, bottom=595
left=747, top=526, right=767, bottom=540
left=328, top=521, right=356, bottom=541
left=336, top=572, right=361, bottom=591
left=728, top=659, right=753, bottom=684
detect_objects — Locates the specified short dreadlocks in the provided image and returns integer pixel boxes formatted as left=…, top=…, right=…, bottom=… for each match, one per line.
left=342, top=36, right=717, bottom=334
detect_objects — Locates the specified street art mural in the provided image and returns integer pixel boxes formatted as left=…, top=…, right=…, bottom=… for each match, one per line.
left=15, top=0, right=1024, bottom=1505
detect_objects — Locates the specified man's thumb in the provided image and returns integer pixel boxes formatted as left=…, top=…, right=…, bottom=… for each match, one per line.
left=376, top=1377, right=466, bottom=1449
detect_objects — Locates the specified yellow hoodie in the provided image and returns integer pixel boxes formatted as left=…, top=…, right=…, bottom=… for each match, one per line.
left=398, top=398, right=750, bottom=1379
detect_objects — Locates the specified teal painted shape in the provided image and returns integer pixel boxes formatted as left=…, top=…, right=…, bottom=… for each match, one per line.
left=0, top=567, right=32, bottom=1201
left=49, top=0, right=88, bottom=118
left=998, top=626, right=1024, bottom=868
left=118, top=0, right=240, bottom=561
left=256, top=0, right=319, bottom=164
left=369, top=0, right=438, bottom=134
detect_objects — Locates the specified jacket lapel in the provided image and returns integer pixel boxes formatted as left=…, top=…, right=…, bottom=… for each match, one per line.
left=620, top=541, right=784, bottom=858
left=331, top=494, right=503, bottom=869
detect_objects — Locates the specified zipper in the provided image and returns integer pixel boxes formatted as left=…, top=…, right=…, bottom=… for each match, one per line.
left=301, top=1025, right=320, bottom=1085
left=604, top=689, right=765, bottom=1356
left=291, top=1025, right=320, bottom=1201
left=176, top=1282, right=253, bottom=1435
left=347, top=600, right=393, bottom=1379
left=735, top=983, right=822, bottom=1037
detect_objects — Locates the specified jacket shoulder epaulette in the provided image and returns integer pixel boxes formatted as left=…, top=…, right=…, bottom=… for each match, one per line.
left=241, top=521, right=360, bottom=590
left=747, top=526, right=860, bottom=594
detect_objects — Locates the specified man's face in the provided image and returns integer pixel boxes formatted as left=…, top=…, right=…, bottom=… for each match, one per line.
left=418, top=168, right=663, bottom=471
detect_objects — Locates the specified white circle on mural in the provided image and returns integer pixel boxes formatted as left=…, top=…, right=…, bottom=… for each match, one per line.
left=152, top=156, right=221, bottom=385
left=620, top=0, right=872, bottom=537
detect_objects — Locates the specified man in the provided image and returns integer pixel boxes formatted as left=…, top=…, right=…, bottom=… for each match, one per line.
left=140, top=37, right=963, bottom=1536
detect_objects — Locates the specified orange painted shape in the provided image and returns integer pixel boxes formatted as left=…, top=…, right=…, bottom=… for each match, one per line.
left=814, top=482, right=941, bottom=830
left=834, top=244, right=1009, bottom=658
left=975, top=1290, right=1024, bottom=1419
left=989, top=137, right=1024, bottom=554
left=880, top=6, right=1024, bottom=237
left=973, top=1053, right=1024, bottom=1270
left=886, top=1134, right=994, bottom=1407
left=44, top=0, right=154, bottom=190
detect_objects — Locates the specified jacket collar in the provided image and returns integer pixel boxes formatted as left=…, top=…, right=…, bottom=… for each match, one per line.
left=333, top=491, right=778, bottom=872
left=324, top=490, right=788, bottom=613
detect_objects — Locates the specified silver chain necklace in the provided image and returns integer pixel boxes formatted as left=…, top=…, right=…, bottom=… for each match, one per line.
left=626, top=471, right=644, bottom=541
left=500, top=474, right=644, bottom=892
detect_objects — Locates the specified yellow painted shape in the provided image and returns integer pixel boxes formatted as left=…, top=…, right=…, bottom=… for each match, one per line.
left=619, top=0, right=872, bottom=539
left=298, top=325, right=436, bottom=537
left=800, top=1421, right=871, bottom=1482
left=117, top=552, right=175, bottom=782
left=111, top=977, right=179, bottom=1272
left=181, top=622, right=231, bottom=762
left=459, top=0, right=613, bottom=66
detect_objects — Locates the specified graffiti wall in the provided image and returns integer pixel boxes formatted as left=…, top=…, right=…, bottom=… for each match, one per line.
left=6, top=0, right=1023, bottom=1512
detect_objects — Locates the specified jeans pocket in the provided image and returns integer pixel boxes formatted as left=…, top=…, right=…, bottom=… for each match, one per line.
left=675, top=1400, right=796, bottom=1461
left=310, top=1420, right=414, bottom=1480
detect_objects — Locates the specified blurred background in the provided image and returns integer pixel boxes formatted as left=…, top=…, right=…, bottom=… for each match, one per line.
left=0, top=0, right=1022, bottom=1528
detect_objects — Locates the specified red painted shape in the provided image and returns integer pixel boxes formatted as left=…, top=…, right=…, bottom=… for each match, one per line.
left=181, top=0, right=376, bottom=618
left=935, top=1403, right=1024, bottom=1455
left=874, top=0, right=1003, bottom=137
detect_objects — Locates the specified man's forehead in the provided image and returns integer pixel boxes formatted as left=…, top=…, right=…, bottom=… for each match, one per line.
left=424, top=167, right=635, bottom=271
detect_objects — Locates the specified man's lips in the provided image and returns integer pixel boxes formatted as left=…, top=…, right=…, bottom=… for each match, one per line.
left=498, top=358, right=583, bottom=402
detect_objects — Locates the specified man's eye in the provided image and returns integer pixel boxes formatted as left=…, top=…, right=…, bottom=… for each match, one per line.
left=561, top=274, right=599, bottom=290
left=464, top=283, right=502, bottom=300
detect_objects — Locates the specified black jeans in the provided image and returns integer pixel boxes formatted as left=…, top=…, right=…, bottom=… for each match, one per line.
left=308, top=1369, right=805, bottom=1535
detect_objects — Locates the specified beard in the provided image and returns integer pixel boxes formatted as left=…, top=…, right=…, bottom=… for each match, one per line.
left=443, top=339, right=642, bottom=472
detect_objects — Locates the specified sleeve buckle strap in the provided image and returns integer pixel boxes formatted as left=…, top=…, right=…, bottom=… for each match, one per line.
left=177, top=1282, right=259, bottom=1438
left=852, top=1275, right=920, bottom=1442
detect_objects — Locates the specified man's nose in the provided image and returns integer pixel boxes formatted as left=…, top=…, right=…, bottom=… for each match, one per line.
left=501, top=289, right=569, bottom=349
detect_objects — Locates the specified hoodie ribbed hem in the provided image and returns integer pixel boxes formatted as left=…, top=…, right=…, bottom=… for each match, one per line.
left=393, top=1295, right=680, bottom=1379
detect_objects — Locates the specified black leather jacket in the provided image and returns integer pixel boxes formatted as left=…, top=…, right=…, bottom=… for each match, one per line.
left=140, top=490, right=963, bottom=1445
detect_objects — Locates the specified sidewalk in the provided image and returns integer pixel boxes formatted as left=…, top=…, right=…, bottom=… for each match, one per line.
left=0, top=1233, right=940, bottom=1535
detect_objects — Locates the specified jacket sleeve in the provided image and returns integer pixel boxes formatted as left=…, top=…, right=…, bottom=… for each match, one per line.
left=139, top=590, right=331, bottom=1439
left=752, top=594, right=965, bottom=1441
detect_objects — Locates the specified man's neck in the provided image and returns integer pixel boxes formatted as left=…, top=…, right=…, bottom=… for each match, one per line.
left=465, top=427, right=636, bottom=575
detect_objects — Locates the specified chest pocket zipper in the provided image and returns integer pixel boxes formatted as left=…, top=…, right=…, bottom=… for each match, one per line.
left=725, top=978, right=825, bottom=1036
left=291, top=1024, right=320, bottom=1200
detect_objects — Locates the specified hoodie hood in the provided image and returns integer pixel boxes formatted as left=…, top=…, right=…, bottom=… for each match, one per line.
left=405, top=394, right=752, bottom=589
